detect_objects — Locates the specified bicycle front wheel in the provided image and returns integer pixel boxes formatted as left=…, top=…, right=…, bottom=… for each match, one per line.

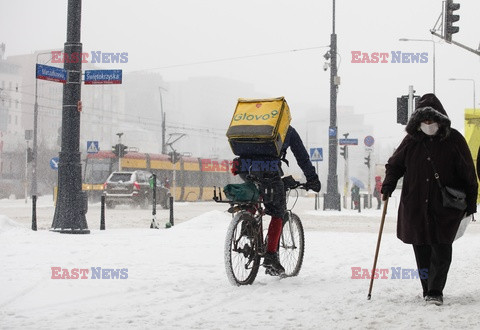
left=279, top=212, right=305, bottom=277
left=224, top=212, right=262, bottom=286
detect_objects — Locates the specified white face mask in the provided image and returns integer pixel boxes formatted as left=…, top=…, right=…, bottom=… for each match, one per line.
left=420, top=122, right=439, bottom=136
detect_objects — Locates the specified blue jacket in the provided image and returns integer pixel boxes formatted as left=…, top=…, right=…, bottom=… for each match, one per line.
left=281, top=126, right=317, bottom=181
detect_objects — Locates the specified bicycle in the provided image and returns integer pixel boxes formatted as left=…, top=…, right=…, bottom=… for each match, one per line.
left=214, top=174, right=306, bottom=286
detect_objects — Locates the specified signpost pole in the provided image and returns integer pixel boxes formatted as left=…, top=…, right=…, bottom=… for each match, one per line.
left=316, top=162, right=320, bottom=210
left=51, top=0, right=89, bottom=234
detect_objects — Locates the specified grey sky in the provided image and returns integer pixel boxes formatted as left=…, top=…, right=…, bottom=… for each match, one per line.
left=1, top=0, right=479, bottom=150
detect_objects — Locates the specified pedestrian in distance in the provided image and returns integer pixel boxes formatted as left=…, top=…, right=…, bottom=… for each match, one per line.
left=232, top=125, right=321, bottom=276
left=351, top=184, right=360, bottom=210
left=381, top=93, right=478, bottom=306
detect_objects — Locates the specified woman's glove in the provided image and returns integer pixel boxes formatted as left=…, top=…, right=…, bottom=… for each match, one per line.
left=380, top=185, right=394, bottom=201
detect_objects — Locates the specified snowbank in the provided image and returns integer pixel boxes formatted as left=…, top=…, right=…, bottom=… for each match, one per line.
left=0, top=209, right=479, bottom=329
left=0, top=215, right=27, bottom=233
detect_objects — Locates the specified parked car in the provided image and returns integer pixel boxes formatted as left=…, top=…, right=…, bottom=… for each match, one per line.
left=103, top=170, right=170, bottom=209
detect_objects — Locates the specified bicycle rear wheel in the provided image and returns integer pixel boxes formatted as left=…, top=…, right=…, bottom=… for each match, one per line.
left=279, top=212, right=305, bottom=277
left=224, top=212, right=261, bottom=286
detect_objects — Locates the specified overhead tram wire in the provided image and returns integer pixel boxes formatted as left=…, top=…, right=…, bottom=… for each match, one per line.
left=128, top=46, right=330, bottom=73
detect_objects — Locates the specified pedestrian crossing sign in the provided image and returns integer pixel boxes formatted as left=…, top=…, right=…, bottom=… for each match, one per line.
left=87, top=141, right=99, bottom=154
left=309, top=147, right=323, bottom=162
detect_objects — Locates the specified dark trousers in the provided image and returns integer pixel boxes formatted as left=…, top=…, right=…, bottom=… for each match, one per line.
left=412, top=244, right=452, bottom=297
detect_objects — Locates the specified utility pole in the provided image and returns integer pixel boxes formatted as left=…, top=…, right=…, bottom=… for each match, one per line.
left=51, top=0, right=89, bottom=234
left=324, top=0, right=341, bottom=210
left=158, top=87, right=167, bottom=154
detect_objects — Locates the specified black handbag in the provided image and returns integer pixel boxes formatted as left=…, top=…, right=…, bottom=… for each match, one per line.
left=441, top=186, right=467, bottom=211
left=423, top=143, right=467, bottom=211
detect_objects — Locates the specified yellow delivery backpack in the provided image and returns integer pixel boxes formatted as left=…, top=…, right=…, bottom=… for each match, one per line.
left=226, top=97, right=291, bottom=157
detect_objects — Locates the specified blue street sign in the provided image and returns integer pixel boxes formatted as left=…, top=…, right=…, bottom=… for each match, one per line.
left=50, top=157, right=59, bottom=170
left=36, top=64, right=67, bottom=84
left=339, top=138, right=358, bottom=145
left=84, top=70, right=122, bottom=85
left=87, top=141, right=99, bottom=154
left=364, top=135, right=375, bottom=147
left=329, top=127, right=336, bottom=137
left=310, top=148, right=323, bottom=162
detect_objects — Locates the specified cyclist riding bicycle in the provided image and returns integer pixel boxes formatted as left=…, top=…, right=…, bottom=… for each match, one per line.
left=231, top=125, right=321, bottom=275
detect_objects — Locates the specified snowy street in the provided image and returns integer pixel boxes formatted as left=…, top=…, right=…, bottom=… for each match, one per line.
left=1, top=196, right=480, bottom=329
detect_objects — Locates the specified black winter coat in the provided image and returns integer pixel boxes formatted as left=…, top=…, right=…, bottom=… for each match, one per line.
left=383, top=95, right=478, bottom=245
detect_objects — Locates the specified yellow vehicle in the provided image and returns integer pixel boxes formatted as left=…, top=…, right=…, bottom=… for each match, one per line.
left=83, top=150, right=237, bottom=202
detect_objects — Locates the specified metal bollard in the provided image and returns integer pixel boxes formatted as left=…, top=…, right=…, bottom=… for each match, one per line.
left=169, top=196, right=174, bottom=226
left=100, top=195, right=105, bottom=230
left=32, top=195, right=37, bottom=231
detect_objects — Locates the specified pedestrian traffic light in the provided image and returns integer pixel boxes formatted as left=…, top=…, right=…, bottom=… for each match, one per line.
left=444, top=0, right=460, bottom=43
left=364, top=155, right=371, bottom=168
left=340, top=145, right=347, bottom=159
left=27, top=147, right=33, bottom=163
left=397, top=96, right=408, bottom=125
left=168, top=151, right=181, bottom=164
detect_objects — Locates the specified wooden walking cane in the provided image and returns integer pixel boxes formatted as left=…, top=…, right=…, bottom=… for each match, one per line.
left=367, top=197, right=389, bottom=300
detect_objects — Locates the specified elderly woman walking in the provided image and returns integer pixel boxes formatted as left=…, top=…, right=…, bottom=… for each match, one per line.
left=381, top=93, right=478, bottom=306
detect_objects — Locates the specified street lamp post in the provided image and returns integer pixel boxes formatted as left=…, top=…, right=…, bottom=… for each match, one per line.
left=51, top=0, right=89, bottom=234
left=449, top=78, right=476, bottom=111
left=324, top=0, right=341, bottom=211
left=399, top=38, right=436, bottom=94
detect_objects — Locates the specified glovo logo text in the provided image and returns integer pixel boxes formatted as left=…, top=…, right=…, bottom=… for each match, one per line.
left=233, top=109, right=279, bottom=122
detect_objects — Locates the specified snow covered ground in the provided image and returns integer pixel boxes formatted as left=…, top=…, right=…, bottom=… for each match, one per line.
left=1, top=195, right=480, bottom=329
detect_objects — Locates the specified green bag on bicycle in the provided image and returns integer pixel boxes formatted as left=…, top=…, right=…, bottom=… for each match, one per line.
left=223, top=182, right=260, bottom=202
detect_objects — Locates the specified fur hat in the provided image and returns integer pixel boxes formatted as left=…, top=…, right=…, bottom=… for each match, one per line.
left=406, top=94, right=451, bottom=140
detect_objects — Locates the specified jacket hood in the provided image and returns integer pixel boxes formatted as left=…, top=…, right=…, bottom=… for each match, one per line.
left=405, top=94, right=451, bottom=140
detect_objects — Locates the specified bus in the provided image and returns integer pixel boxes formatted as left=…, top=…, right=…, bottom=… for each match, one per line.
left=83, top=151, right=238, bottom=202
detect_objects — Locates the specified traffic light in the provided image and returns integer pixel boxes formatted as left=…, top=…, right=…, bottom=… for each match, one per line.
left=364, top=155, right=371, bottom=169
left=112, top=144, right=128, bottom=157
left=120, top=144, right=128, bottom=157
left=168, top=151, right=181, bottom=164
left=339, top=145, right=347, bottom=159
left=397, top=96, right=408, bottom=125
left=444, top=0, right=460, bottom=43
left=27, top=147, right=33, bottom=163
